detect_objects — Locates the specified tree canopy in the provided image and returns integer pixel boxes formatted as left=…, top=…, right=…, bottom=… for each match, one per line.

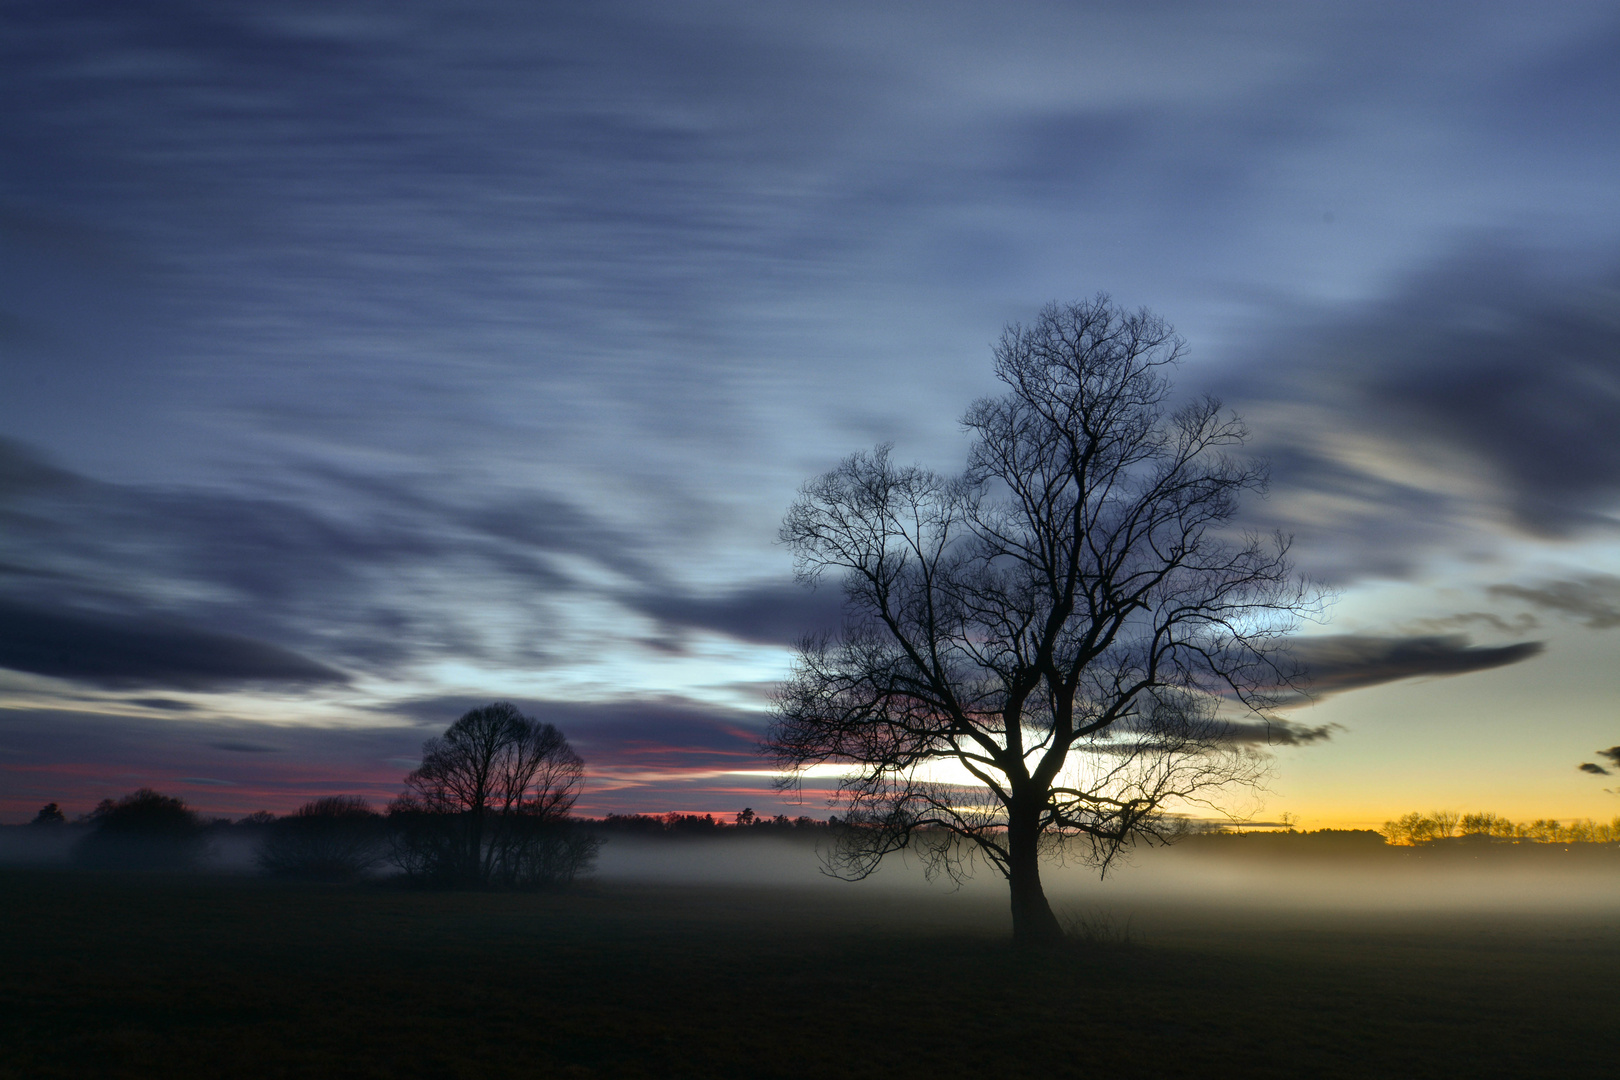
left=390, top=701, right=596, bottom=887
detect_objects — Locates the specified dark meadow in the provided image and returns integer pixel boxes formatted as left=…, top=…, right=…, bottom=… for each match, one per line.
left=3, top=808, right=1619, bottom=1078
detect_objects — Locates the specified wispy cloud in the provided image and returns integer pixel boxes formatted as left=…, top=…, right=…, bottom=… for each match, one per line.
left=1489, top=575, right=1620, bottom=630
left=1225, top=248, right=1620, bottom=581
left=1287, top=634, right=1544, bottom=699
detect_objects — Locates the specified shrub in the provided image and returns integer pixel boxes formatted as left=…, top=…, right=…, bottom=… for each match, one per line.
left=257, top=796, right=385, bottom=881
left=75, top=788, right=205, bottom=870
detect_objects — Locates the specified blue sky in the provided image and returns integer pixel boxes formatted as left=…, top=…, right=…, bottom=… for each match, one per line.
left=3, top=1, right=1618, bottom=823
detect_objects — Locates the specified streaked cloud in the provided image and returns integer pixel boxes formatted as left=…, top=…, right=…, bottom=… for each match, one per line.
left=1489, top=575, right=1620, bottom=630
left=1225, top=248, right=1620, bottom=582
left=1289, top=634, right=1544, bottom=699
left=0, top=599, right=345, bottom=690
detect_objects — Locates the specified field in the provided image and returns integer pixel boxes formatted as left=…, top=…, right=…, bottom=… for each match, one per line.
left=2, top=850, right=1617, bottom=1079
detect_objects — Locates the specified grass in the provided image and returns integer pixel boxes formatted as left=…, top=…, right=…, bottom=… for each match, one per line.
left=1, top=867, right=1615, bottom=1078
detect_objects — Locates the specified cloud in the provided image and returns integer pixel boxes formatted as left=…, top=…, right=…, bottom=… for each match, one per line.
left=0, top=599, right=346, bottom=690
left=1221, top=719, right=1341, bottom=747
left=1287, top=634, right=1544, bottom=699
left=375, top=694, right=773, bottom=775
left=211, top=742, right=280, bottom=754
left=1579, top=762, right=1610, bottom=775
left=1224, top=246, right=1620, bottom=580
left=0, top=437, right=670, bottom=680
left=0, top=707, right=427, bottom=819
left=1599, top=746, right=1620, bottom=768
left=127, top=697, right=197, bottom=712
left=1488, top=575, right=1620, bottom=630
left=623, top=582, right=844, bottom=646
left=1395, top=611, right=1539, bottom=636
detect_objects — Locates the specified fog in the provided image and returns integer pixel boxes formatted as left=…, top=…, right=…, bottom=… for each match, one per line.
left=6, top=826, right=1616, bottom=917
left=594, top=834, right=1620, bottom=915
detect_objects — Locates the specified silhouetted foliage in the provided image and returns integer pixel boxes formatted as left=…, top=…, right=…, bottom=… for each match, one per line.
left=1178, top=828, right=1389, bottom=858
left=388, top=702, right=598, bottom=887
left=74, top=788, right=205, bottom=870
left=30, top=803, right=65, bottom=827
left=770, top=297, right=1321, bottom=944
left=1383, top=810, right=1620, bottom=845
left=257, top=796, right=385, bottom=880
left=591, top=812, right=830, bottom=836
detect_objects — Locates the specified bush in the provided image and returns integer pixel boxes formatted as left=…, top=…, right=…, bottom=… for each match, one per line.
left=387, top=801, right=599, bottom=889
left=257, top=796, right=385, bottom=881
left=30, top=803, right=66, bottom=826
left=75, top=788, right=205, bottom=870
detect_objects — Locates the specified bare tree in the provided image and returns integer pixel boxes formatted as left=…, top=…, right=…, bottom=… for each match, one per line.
left=389, top=702, right=597, bottom=887
left=769, top=297, right=1319, bottom=944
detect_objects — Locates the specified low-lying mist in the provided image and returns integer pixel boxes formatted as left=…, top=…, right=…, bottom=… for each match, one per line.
left=595, top=832, right=1620, bottom=915
left=7, top=825, right=1617, bottom=916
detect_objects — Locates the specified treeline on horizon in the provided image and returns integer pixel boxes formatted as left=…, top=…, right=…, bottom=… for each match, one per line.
left=19, top=800, right=837, bottom=834
left=1378, top=809, right=1620, bottom=846
left=8, top=791, right=843, bottom=880
left=16, top=792, right=1620, bottom=854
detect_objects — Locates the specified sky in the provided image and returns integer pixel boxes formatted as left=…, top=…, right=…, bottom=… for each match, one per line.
left=2, top=0, right=1618, bottom=827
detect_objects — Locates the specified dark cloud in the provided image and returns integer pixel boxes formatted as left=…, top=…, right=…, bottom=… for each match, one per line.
left=1288, top=634, right=1544, bottom=699
left=1488, top=575, right=1620, bottom=630
left=211, top=742, right=279, bottom=754
left=0, top=707, right=426, bottom=819
left=373, top=694, right=771, bottom=775
left=0, top=599, right=345, bottom=690
left=624, top=582, right=844, bottom=646
left=1226, top=247, right=1620, bottom=579
left=127, top=697, right=197, bottom=712
left=0, top=437, right=667, bottom=679
left=1579, top=762, right=1610, bottom=775
left=0, top=436, right=80, bottom=496
left=1599, top=746, right=1620, bottom=768
left=1220, top=719, right=1341, bottom=747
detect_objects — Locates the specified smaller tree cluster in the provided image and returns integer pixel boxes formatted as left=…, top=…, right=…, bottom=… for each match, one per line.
left=595, top=811, right=829, bottom=835
left=74, top=788, right=205, bottom=870
left=388, top=702, right=598, bottom=888
left=30, top=802, right=66, bottom=826
left=25, top=703, right=596, bottom=888
left=257, top=795, right=385, bottom=880
left=1382, top=810, right=1620, bottom=845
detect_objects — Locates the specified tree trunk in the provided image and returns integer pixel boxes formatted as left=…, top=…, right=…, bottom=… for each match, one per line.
left=467, top=806, right=486, bottom=886
left=1007, top=812, right=1064, bottom=946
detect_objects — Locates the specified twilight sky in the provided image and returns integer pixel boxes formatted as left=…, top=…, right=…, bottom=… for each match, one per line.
left=3, top=1, right=1618, bottom=826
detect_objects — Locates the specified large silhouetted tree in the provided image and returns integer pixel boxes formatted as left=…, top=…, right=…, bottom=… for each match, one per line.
left=769, top=297, right=1317, bottom=944
left=389, top=702, right=597, bottom=887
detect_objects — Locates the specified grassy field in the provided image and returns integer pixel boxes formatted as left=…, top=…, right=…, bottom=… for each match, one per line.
left=2, top=867, right=1616, bottom=1079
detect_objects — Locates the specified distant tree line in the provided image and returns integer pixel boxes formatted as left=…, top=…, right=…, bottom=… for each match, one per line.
left=593, top=809, right=833, bottom=836
left=1381, top=810, right=1620, bottom=845
left=21, top=703, right=843, bottom=881
left=23, top=703, right=610, bottom=887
